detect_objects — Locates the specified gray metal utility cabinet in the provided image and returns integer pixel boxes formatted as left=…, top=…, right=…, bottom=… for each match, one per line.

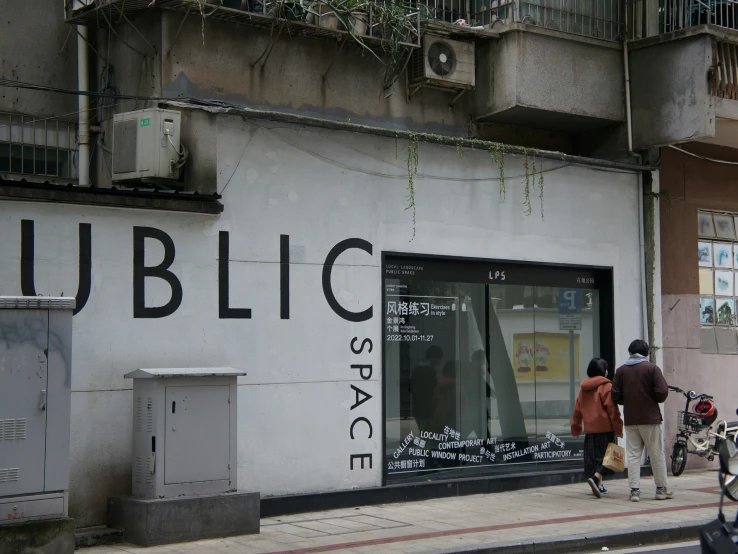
left=111, top=367, right=259, bottom=547
left=124, top=368, right=245, bottom=499
left=0, top=297, right=75, bottom=554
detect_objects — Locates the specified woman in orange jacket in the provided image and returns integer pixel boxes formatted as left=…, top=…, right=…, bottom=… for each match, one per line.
left=571, top=358, right=624, bottom=499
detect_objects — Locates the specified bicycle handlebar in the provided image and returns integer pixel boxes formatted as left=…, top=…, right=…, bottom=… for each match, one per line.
left=668, top=385, right=713, bottom=400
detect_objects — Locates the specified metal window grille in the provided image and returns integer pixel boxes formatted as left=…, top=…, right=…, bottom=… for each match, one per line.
left=0, top=112, right=77, bottom=179
left=713, top=41, right=738, bottom=100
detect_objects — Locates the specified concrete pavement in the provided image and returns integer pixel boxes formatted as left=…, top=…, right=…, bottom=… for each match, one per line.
left=80, top=469, right=729, bottom=554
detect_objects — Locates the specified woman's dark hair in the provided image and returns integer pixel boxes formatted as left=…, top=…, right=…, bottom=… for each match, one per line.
left=628, top=339, right=649, bottom=356
left=586, top=357, right=609, bottom=378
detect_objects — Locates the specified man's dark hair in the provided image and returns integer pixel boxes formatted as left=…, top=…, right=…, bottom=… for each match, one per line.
left=586, top=357, right=608, bottom=378
left=628, top=339, right=649, bottom=356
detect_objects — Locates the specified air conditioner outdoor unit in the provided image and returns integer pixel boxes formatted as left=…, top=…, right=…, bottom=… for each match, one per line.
left=112, top=108, right=183, bottom=183
left=410, top=35, right=475, bottom=90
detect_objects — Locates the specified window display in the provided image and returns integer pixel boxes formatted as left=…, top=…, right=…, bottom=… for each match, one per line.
left=697, top=210, right=738, bottom=327
left=383, top=254, right=614, bottom=482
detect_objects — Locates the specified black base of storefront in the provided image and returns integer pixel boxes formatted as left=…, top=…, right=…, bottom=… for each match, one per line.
left=260, top=466, right=653, bottom=518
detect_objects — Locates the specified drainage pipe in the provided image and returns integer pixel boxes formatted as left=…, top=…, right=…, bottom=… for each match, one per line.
left=75, top=1, right=91, bottom=186
left=623, top=39, right=649, bottom=342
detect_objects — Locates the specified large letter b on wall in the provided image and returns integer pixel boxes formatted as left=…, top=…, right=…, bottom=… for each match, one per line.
left=133, top=227, right=183, bottom=319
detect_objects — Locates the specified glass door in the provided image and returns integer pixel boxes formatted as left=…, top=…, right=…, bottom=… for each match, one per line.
left=488, top=284, right=536, bottom=455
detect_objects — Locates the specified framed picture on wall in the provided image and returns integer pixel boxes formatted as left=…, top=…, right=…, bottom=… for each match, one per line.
left=699, top=213, right=716, bottom=237
left=715, top=215, right=736, bottom=239
left=715, top=243, right=733, bottom=268
left=700, top=297, right=715, bottom=324
left=717, top=298, right=735, bottom=325
left=699, top=242, right=713, bottom=267
left=716, top=270, right=735, bottom=296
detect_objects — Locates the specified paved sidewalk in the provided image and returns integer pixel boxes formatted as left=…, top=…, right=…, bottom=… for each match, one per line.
left=83, top=470, right=727, bottom=554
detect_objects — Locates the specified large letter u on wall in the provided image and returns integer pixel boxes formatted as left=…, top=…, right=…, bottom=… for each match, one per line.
left=21, top=220, right=92, bottom=315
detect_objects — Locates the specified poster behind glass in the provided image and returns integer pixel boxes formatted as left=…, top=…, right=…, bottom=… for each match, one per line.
left=384, top=256, right=608, bottom=482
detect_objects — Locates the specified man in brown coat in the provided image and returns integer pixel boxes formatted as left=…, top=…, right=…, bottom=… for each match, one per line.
left=611, top=339, right=673, bottom=502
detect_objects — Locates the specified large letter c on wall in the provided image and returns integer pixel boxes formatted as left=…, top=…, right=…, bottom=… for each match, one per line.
left=322, top=238, right=373, bottom=323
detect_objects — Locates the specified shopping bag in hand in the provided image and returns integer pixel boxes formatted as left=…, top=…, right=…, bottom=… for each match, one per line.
left=602, top=441, right=625, bottom=472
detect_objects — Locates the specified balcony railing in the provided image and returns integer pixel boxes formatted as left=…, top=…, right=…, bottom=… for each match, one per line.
left=467, top=0, right=625, bottom=41
left=658, top=0, right=738, bottom=33
left=66, top=0, right=422, bottom=48
left=67, top=0, right=622, bottom=42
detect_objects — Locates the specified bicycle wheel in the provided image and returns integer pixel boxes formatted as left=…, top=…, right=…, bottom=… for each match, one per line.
left=671, top=442, right=688, bottom=476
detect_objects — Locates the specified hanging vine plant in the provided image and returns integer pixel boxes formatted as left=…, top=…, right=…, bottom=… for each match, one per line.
left=402, top=137, right=550, bottom=241
left=404, top=134, right=420, bottom=241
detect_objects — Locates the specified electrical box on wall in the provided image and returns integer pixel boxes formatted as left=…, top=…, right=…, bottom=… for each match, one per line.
left=0, top=297, right=74, bottom=525
left=112, top=108, right=183, bottom=182
left=124, top=367, right=245, bottom=499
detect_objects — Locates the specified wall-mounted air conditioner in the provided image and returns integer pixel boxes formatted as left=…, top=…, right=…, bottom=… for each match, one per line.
left=112, top=108, right=184, bottom=182
left=410, top=35, right=476, bottom=90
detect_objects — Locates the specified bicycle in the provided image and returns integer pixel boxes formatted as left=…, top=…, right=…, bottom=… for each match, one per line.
left=698, top=421, right=738, bottom=553
left=669, top=385, right=738, bottom=477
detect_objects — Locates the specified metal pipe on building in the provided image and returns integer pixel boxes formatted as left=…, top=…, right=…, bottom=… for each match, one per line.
left=623, top=40, right=636, bottom=160
left=623, top=40, right=649, bottom=342
left=638, top=172, right=649, bottom=342
left=75, top=1, right=90, bottom=186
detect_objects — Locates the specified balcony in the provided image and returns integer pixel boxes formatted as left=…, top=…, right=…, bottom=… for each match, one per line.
left=66, top=0, right=421, bottom=49
left=65, top=0, right=623, bottom=42
left=629, top=27, right=738, bottom=149
left=628, top=0, right=738, bottom=149
left=473, top=0, right=627, bottom=132
left=65, top=0, right=630, bottom=142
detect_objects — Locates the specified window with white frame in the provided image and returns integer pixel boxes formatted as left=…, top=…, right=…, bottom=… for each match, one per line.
left=697, top=210, right=738, bottom=326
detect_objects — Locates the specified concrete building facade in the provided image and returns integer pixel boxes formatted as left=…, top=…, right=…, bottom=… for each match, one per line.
left=0, top=0, right=694, bottom=531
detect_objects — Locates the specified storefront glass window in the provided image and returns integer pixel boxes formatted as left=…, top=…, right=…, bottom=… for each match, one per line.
left=383, top=254, right=613, bottom=482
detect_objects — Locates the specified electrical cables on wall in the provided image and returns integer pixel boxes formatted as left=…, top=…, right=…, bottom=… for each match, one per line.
left=668, top=145, right=738, bottom=166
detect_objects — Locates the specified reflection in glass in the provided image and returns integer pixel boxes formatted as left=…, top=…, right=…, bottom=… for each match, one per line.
left=384, top=260, right=604, bottom=482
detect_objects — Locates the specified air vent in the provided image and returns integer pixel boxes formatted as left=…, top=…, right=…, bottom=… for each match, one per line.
left=135, top=457, right=144, bottom=484
left=0, top=468, right=20, bottom=482
left=135, top=397, right=143, bottom=433
left=0, top=418, right=27, bottom=441
left=146, top=398, right=154, bottom=433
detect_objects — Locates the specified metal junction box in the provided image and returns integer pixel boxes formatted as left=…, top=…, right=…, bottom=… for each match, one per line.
left=112, top=108, right=182, bottom=182
left=0, top=297, right=74, bottom=525
left=124, top=368, right=245, bottom=499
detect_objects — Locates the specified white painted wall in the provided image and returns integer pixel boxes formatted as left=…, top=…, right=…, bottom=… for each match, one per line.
left=0, top=116, right=644, bottom=525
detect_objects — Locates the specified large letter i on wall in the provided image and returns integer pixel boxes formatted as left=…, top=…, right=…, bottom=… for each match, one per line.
left=21, top=220, right=92, bottom=315
left=133, top=227, right=183, bottom=318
